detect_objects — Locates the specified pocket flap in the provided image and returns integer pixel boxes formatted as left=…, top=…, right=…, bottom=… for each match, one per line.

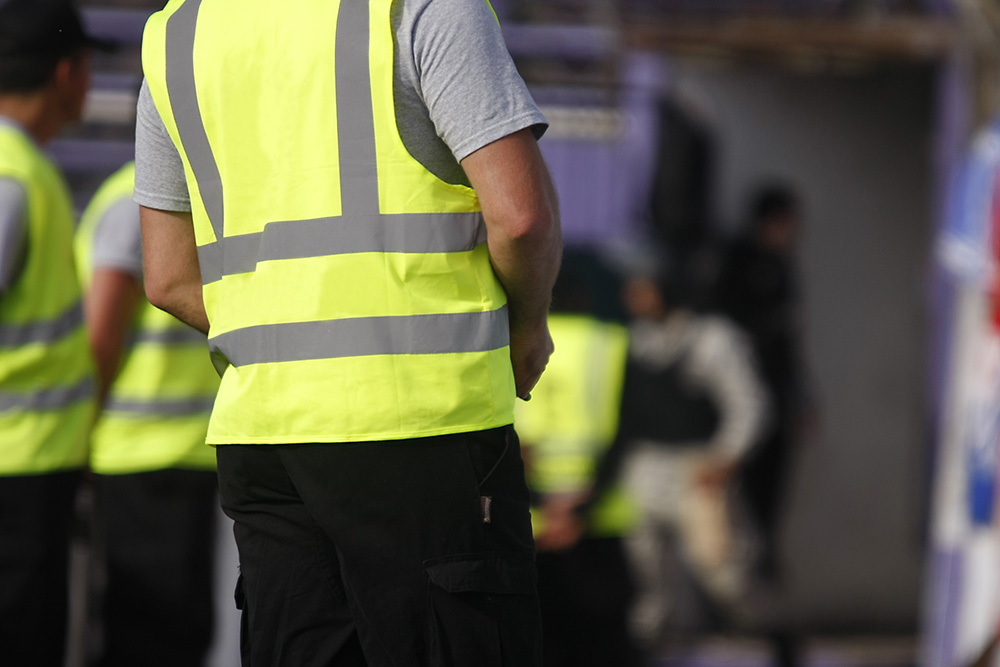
left=424, top=552, right=536, bottom=595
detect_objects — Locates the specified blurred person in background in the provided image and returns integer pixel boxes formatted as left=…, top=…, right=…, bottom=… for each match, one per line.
left=75, top=161, right=221, bottom=667
left=515, top=253, right=642, bottom=667
left=591, top=260, right=769, bottom=652
left=0, top=0, right=101, bottom=664
left=716, top=184, right=810, bottom=584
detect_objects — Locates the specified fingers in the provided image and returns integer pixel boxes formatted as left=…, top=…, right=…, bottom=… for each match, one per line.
left=512, top=328, right=553, bottom=400
left=537, top=499, right=585, bottom=551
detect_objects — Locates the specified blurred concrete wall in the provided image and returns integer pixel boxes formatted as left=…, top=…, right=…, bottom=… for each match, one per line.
left=672, top=61, right=936, bottom=631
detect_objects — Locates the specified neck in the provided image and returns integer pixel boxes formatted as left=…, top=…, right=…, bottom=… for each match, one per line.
left=0, top=91, right=60, bottom=145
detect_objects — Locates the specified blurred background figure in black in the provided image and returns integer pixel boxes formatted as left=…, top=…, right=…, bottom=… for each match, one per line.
left=516, top=250, right=643, bottom=667
left=716, top=185, right=810, bottom=585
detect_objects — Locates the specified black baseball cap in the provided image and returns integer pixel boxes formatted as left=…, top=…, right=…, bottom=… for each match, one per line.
left=0, top=0, right=116, bottom=60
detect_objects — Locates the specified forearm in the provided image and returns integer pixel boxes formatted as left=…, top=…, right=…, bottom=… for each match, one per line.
left=149, top=281, right=209, bottom=334
left=139, top=206, right=209, bottom=333
left=487, top=206, right=562, bottom=332
left=84, top=269, right=142, bottom=402
left=473, top=131, right=562, bottom=330
left=462, top=129, right=562, bottom=398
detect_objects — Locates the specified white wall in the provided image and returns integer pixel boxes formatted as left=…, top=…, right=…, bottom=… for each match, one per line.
left=672, top=61, right=936, bottom=630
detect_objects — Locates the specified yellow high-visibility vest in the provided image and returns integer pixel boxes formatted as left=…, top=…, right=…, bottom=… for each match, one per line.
left=142, top=0, right=515, bottom=444
left=0, top=123, right=95, bottom=475
left=515, top=314, right=635, bottom=537
left=75, top=162, right=219, bottom=474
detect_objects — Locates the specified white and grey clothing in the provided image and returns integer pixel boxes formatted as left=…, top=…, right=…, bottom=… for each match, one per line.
left=625, top=313, right=768, bottom=640
left=134, top=0, right=547, bottom=211
left=0, top=178, right=27, bottom=294
left=626, top=311, right=769, bottom=458
left=0, top=116, right=32, bottom=295
left=91, top=198, right=143, bottom=279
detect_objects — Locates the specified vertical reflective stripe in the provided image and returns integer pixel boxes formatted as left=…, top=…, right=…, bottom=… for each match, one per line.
left=335, top=0, right=380, bottom=216
left=165, top=0, right=225, bottom=243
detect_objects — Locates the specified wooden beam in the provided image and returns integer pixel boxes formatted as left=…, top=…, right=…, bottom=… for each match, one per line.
left=628, top=16, right=959, bottom=63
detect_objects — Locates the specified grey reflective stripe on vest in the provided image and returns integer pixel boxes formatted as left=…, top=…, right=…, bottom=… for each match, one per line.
left=335, top=0, right=379, bottom=216
left=0, top=301, right=83, bottom=347
left=0, top=376, right=93, bottom=412
left=105, top=396, right=214, bottom=416
left=196, top=212, right=488, bottom=282
left=210, top=306, right=510, bottom=368
left=165, top=0, right=224, bottom=243
left=128, top=327, right=207, bottom=346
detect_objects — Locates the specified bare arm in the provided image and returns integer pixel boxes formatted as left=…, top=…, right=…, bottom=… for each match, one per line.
left=461, top=128, right=562, bottom=399
left=84, top=268, right=142, bottom=403
left=139, top=206, right=209, bottom=333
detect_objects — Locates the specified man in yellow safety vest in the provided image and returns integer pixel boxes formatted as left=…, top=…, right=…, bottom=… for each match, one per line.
left=0, top=1, right=102, bottom=664
left=135, top=0, right=562, bottom=664
left=76, top=161, right=222, bottom=666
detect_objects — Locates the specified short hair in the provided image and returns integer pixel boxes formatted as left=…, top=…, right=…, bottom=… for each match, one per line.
left=0, top=54, right=62, bottom=94
left=749, top=185, right=800, bottom=228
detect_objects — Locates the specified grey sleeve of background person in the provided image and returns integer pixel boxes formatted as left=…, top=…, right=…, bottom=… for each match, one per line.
left=0, top=178, right=28, bottom=294
left=133, top=80, right=191, bottom=212
left=92, top=198, right=144, bottom=280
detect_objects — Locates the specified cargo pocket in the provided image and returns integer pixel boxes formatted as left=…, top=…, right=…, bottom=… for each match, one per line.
left=424, top=552, right=540, bottom=667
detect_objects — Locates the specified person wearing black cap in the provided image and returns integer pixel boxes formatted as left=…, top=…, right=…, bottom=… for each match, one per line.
left=0, top=1, right=101, bottom=664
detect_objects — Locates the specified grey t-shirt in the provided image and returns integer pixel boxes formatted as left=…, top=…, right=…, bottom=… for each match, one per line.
left=134, top=0, right=546, bottom=212
left=0, top=177, right=27, bottom=294
left=0, top=116, right=31, bottom=294
left=91, top=198, right=143, bottom=280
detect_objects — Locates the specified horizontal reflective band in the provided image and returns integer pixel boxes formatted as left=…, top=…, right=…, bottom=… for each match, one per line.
left=0, top=376, right=94, bottom=412
left=105, top=396, right=215, bottom=416
left=196, top=212, right=487, bottom=284
left=128, top=328, right=207, bottom=346
left=0, top=302, right=84, bottom=347
left=210, top=306, right=509, bottom=368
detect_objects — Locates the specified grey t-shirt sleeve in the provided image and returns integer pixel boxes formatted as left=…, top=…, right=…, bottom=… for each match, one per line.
left=92, top=198, right=144, bottom=280
left=0, top=178, right=27, bottom=294
left=407, top=0, right=547, bottom=163
left=134, top=79, right=192, bottom=212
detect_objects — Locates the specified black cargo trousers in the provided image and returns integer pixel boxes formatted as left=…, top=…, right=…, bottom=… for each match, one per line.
left=217, top=425, right=542, bottom=667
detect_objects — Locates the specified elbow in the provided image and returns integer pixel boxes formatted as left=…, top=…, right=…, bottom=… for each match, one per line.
left=503, top=205, right=559, bottom=244
left=143, top=273, right=175, bottom=314
left=143, top=285, right=169, bottom=314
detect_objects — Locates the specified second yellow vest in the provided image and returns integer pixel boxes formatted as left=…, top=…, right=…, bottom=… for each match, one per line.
left=0, top=122, right=95, bottom=475
left=515, top=314, right=635, bottom=537
left=76, top=162, right=219, bottom=474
